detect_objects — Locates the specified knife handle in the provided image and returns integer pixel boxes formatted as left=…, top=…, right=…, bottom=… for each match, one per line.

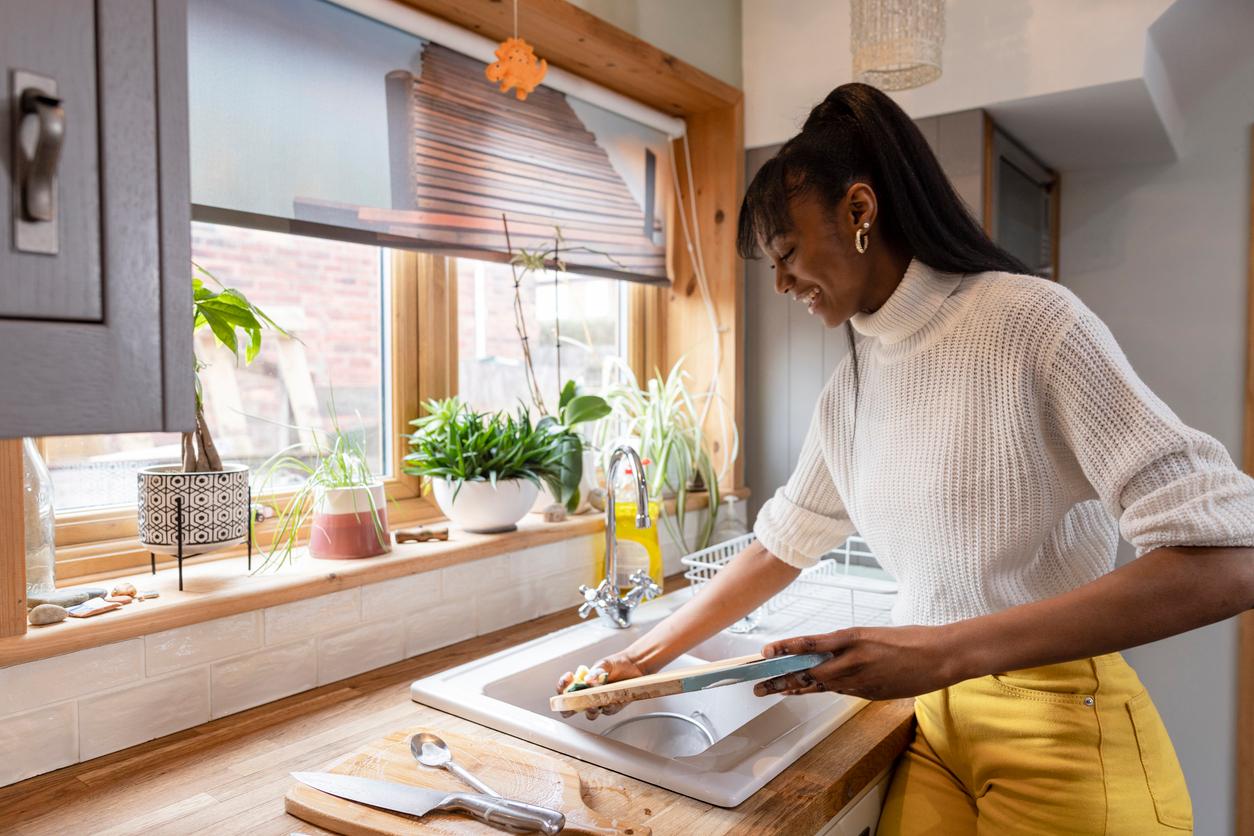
left=441, top=792, right=566, bottom=834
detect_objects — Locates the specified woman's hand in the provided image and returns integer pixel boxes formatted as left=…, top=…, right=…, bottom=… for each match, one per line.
left=753, top=625, right=962, bottom=701
left=555, top=651, right=646, bottom=720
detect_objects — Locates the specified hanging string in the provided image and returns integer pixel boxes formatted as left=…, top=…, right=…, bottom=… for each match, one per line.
left=513, top=0, right=518, bottom=38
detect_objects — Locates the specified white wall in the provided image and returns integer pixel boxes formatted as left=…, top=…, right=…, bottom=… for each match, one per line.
left=1057, top=9, right=1254, bottom=834
left=742, top=0, right=1172, bottom=149
left=568, top=0, right=742, bottom=87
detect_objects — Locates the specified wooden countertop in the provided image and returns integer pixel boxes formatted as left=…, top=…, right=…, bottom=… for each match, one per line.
left=0, top=601, right=915, bottom=836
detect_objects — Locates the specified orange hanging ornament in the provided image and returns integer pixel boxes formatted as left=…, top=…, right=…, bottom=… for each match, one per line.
left=486, top=36, right=547, bottom=101
left=486, top=0, right=547, bottom=101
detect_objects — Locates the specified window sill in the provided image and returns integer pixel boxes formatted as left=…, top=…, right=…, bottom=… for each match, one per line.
left=3, top=488, right=748, bottom=668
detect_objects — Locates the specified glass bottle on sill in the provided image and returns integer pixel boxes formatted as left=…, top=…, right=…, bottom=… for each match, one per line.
left=22, top=438, right=56, bottom=596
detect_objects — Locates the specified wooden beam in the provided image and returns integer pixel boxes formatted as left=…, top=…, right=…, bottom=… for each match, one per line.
left=1239, top=123, right=1254, bottom=836
left=666, top=101, right=746, bottom=490
left=1, top=440, right=26, bottom=637
left=399, top=0, right=741, bottom=115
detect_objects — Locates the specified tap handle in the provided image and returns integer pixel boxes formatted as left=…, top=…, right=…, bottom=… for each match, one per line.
left=628, top=570, right=661, bottom=601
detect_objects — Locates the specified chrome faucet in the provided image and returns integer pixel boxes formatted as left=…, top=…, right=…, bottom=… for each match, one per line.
left=578, top=445, right=661, bottom=629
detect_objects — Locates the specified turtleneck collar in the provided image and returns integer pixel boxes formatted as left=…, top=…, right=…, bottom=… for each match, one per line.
left=850, top=259, right=963, bottom=347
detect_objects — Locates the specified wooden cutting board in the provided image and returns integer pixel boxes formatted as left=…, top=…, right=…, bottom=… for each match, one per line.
left=549, top=652, right=832, bottom=713
left=284, top=726, right=647, bottom=835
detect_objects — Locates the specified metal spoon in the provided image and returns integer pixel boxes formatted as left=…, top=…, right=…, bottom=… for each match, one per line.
left=409, top=732, right=499, bottom=797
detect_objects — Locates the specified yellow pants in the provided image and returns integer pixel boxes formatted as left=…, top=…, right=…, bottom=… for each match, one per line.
left=878, top=653, right=1193, bottom=835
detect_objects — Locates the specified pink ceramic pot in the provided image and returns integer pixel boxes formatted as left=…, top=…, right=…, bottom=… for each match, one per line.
left=308, top=483, right=391, bottom=560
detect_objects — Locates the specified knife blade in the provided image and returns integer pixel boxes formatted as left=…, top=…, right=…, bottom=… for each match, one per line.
left=291, top=772, right=565, bottom=834
left=682, top=651, right=833, bottom=691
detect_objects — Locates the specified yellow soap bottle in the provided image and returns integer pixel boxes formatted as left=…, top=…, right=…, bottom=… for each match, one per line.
left=596, top=498, right=663, bottom=592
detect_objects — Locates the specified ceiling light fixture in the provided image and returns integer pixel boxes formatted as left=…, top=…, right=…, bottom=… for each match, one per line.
left=851, top=0, right=945, bottom=91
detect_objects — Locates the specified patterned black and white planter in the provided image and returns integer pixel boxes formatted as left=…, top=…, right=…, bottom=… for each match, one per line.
left=137, top=464, right=250, bottom=555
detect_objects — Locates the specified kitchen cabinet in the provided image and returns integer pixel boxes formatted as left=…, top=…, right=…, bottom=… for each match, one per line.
left=815, top=770, right=890, bottom=836
left=0, top=0, right=193, bottom=438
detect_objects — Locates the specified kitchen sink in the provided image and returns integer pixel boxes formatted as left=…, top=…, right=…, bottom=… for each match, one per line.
left=410, top=588, right=868, bottom=807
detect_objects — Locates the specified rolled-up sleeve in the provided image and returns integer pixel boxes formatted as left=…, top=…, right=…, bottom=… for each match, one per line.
left=754, top=400, right=855, bottom=568
left=1045, top=304, right=1254, bottom=556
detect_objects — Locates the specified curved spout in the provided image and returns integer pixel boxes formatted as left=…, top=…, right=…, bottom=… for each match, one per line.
left=605, top=445, right=651, bottom=590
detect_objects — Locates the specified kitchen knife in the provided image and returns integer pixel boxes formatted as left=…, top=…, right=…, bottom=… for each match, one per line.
left=681, top=651, right=833, bottom=691
left=291, top=771, right=566, bottom=834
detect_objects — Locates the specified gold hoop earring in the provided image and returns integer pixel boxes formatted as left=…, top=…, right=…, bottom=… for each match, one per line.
left=855, top=222, right=870, bottom=254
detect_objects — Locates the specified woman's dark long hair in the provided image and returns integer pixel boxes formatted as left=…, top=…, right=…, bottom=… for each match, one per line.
left=737, top=83, right=1032, bottom=435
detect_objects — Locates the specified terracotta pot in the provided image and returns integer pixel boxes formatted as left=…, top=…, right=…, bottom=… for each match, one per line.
left=137, top=463, right=249, bottom=556
left=432, top=478, right=537, bottom=533
left=308, top=483, right=391, bottom=560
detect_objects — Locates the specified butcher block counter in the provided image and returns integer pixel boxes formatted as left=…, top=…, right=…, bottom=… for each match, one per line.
left=0, top=602, right=915, bottom=835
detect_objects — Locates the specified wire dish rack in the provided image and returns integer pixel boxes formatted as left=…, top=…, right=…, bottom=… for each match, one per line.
left=681, top=533, right=897, bottom=632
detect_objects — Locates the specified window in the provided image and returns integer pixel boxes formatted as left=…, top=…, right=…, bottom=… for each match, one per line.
left=45, top=222, right=391, bottom=513
left=454, top=258, right=629, bottom=414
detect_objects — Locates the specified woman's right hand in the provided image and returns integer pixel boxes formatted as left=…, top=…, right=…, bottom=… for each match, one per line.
left=555, top=651, right=646, bottom=720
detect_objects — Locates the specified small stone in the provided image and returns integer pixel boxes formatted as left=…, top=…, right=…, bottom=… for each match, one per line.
left=26, top=587, right=108, bottom=610
left=110, top=582, right=138, bottom=598
left=28, top=604, right=68, bottom=625
left=542, top=503, right=567, bottom=522
left=587, top=488, right=607, bottom=512
left=139, top=590, right=160, bottom=600
left=105, top=595, right=133, bottom=604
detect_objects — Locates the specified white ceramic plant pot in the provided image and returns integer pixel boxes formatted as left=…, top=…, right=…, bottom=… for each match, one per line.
left=137, top=463, right=250, bottom=556
left=309, top=482, right=391, bottom=560
left=530, top=449, right=599, bottom=515
left=433, top=478, right=538, bottom=533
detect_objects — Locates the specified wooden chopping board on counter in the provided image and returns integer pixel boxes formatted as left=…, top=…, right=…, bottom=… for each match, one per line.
left=285, top=726, right=648, bottom=835
left=550, top=652, right=832, bottom=713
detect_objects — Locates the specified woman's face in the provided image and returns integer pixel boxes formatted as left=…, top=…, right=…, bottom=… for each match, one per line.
left=761, top=189, right=872, bottom=329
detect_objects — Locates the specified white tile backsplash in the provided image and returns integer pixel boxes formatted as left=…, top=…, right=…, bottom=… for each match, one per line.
left=0, top=520, right=712, bottom=790
left=360, top=570, right=441, bottom=621
left=145, top=612, right=261, bottom=676
left=404, top=600, right=477, bottom=658
left=210, top=640, right=317, bottom=719
left=0, top=702, right=77, bottom=786
left=78, top=667, right=210, bottom=760
left=263, top=588, right=360, bottom=645
left=0, top=639, right=143, bottom=717
left=442, top=554, right=511, bottom=600
left=317, top=620, right=405, bottom=685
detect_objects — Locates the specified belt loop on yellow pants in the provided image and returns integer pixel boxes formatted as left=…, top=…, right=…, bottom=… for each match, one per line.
left=877, top=653, right=1192, bottom=835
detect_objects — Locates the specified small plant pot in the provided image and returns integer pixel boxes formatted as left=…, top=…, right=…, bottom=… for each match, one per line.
left=432, top=477, right=538, bottom=533
left=308, top=483, right=391, bottom=560
left=138, top=463, right=250, bottom=556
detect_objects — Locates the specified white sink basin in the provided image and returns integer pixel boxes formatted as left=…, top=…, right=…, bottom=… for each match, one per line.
left=410, top=588, right=867, bottom=807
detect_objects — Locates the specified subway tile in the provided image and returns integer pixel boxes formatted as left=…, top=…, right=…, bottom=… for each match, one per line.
left=404, top=600, right=478, bottom=658
left=79, top=668, right=210, bottom=761
left=0, top=702, right=77, bottom=787
left=535, top=568, right=590, bottom=616
left=0, top=640, right=143, bottom=718
left=145, top=612, right=261, bottom=676
left=210, top=640, right=317, bottom=719
left=263, top=588, right=360, bottom=645
left=360, top=571, right=441, bottom=621
left=442, top=554, right=511, bottom=600
left=510, top=537, right=596, bottom=580
left=475, top=584, right=543, bottom=636
left=317, top=620, right=405, bottom=685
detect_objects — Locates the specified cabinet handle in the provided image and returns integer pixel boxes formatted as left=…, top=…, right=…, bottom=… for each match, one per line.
left=17, top=87, right=65, bottom=223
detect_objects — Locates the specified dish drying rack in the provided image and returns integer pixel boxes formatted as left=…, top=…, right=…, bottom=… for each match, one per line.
left=681, top=533, right=897, bottom=631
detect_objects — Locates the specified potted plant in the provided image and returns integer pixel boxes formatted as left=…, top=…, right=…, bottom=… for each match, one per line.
left=530, top=380, right=611, bottom=514
left=598, top=358, right=738, bottom=553
left=404, top=398, right=569, bottom=533
left=137, top=265, right=288, bottom=557
left=253, top=402, right=390, bottom=570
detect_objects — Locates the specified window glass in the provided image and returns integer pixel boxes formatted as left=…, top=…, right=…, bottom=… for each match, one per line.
left=454, top=258, right=627, bottom=415
left=45, top=222, right=390, bottom=512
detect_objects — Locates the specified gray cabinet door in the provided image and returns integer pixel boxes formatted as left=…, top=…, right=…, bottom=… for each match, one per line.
left=0, top=0, right=194, bottom=438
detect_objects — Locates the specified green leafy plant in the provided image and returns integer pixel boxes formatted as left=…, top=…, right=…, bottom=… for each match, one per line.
left=534, top=381, right=611, bottom=511
left=597, top=358, right=738, bottom=552
left=403, top=398, right=571, bottom=501
left=252, top=399, right=385, bottom=572
left=186, top=263, right=289, bottom=472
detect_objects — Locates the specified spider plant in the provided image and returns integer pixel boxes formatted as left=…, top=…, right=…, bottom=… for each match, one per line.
left=403, top=398, right=569, bottom=501
left=597, top=358, right=738, bottom=553
left=252, top=401, right=386, bottom=572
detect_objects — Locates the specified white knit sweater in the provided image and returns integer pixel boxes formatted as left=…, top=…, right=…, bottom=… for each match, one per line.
left=754, top=259, right=1254, bottom=626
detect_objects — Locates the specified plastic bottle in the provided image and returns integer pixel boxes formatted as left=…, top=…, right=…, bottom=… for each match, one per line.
left=596, top=462, right=663, bottom=591
left=22, top=438, right=56, bottom=596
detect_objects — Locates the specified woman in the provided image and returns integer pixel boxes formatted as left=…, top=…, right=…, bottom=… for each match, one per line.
left=558, top=83, right=1254, bottom=834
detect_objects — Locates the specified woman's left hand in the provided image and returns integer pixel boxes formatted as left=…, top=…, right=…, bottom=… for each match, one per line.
left=753, top=625, right=964, bottom=701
